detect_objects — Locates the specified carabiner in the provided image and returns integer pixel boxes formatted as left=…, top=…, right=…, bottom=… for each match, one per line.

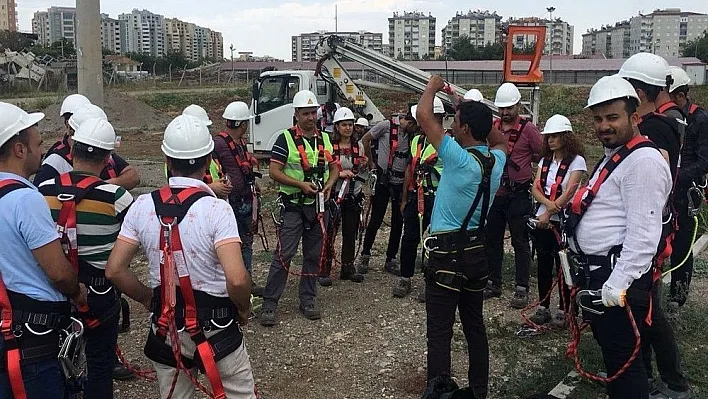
left=422, top=236, right=439, bottom=252
left=56, top=193, right=76, bottom=202
left=209, top=318, right=234, bottom=330
left=89, top=285, right=113, bottom=295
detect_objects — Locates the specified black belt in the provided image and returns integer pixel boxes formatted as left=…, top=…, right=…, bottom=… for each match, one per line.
left=151, top=287, right=237, bottom=329
left=426, top=230, right=485, bottom=254
left=502, top=179, right=532, bottom=192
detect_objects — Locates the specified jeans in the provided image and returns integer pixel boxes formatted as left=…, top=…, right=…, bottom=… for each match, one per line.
left=400, top=195, right=433, bottom=278
left=232, top=201, right=255, bottom=275
left=84, top=303, right=120, bottom=399
left=361, top=183, right=404, bottom=261
left=425, top=249, right=489, bottom=399
left=0, top=358, right=66, bottom=399
left=486, top=191, right=533, bottom=289
left=263, top=206, right=327, bottom=310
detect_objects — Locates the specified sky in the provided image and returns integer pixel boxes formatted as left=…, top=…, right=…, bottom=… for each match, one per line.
left=15, top=0, right=708, bottom=60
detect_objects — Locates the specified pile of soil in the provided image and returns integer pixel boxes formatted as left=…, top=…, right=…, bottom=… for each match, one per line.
left=41, top=90, right=171, bottom=135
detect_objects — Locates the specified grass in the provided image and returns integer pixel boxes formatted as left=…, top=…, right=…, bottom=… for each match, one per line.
left=135, top=87, right=250, bottom=113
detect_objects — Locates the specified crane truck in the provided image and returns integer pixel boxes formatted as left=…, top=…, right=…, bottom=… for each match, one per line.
left=247, top=26, right=546, bottom=156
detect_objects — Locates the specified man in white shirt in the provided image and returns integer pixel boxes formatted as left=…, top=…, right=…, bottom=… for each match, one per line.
left=567, top=75, right=672, bottom=398
left=106, top=115, right=256, bottom=398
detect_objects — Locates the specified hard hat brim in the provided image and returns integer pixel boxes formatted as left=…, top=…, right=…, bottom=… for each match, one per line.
left=494, top=100, right=520, bottom=108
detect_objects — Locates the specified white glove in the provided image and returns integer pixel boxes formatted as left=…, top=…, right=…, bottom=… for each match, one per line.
left=601, top=282, right=626, bottom=307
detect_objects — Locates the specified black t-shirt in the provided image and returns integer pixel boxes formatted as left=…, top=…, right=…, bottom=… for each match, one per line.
left=638, top=114, right=680, bottom=181
left=33, top=152, right=130, bottom=186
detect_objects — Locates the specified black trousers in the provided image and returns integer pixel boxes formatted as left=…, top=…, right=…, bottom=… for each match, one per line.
left=425, top=250, right=489, bottom=399
left=361, top=183, right=403, bottom=262
left=486, top=191, right=533, bottom=289
left=669, top=187, right=695, bottom=306
left=400, top=194, right=433, bottom=278
left=323, top=196, right=361, bottom=276
left=585, top=268, right=652, bottom=399
left=641, top=282, right=689, bottom=392
left=533, top=225, right=570, bottom=310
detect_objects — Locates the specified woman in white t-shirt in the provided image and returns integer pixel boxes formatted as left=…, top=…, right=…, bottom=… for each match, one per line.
left=529, top=114, right=587, bottom=327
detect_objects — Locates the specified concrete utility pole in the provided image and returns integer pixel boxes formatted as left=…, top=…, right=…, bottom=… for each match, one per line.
left=76, top=0, right=104, bottom=107
left=546, top=6, right=555, bottom=85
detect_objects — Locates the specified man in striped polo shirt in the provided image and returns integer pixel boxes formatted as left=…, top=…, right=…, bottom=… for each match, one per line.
left=39, top=118, right=133, bottom=399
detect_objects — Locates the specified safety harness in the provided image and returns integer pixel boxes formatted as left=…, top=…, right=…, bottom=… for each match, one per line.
left=54, top=173, right=121, bottom=331
left=279, top=128, right=329, bottom=205
left=535, top=157, right=571, bottom=202
left=52, top=141, right=118, bottom=179
left=0, top=179, right=74, bottom=399
left=332, top=142, right=364, bottom=204
left=422, top=148, right=495, bottom=292
left=371, top=117, right=407, bottom=185
left=494, top=118, right=529, bottom=173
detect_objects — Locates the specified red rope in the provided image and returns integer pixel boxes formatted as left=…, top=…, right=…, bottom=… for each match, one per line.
left=272, top=210, right=335, bottom=278
left=115, top=346, right=157, bottom=381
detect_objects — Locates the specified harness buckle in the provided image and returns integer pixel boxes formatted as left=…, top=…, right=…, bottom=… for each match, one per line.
left=423, top=236, right=439, bottom=252
left=57, top=193, right=76, bottom=202
left=209, top=319, right=234, bottom=330
left=576, top=289, right=605, bottom=315
left=89, top=285, right=113, bottom=295
left=687, top=183, right=704, bottom=217
left=368, top=173, right=377, bottom=196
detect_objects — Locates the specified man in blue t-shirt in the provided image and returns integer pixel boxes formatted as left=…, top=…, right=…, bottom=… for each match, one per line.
left=415, top=76, right=506, bottom=399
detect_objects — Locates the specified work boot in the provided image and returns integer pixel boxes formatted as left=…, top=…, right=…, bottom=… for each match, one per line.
left=340, top=263, right=364, bottom=283
left=112, top=363, right=134, bottom=381
left=510, top=286, right=529, bottom=309
left=385, top=259, right=401, bottom=276
left=550, top=310, right=567, bottom=329
left=666, top=301, right=680, bottom=322
left=392, top=278, right=412, bottom=298
left=299, top=302, right=322, bottom=320
left=529, top=307, right=551, bottom=325
left=357, top=254, right=370, bottom=274
left=260, top=308, right=276, bottom=327
left=318, top=276, right=333, bottom=287
left=251, top=281, right=264, bottom=297
left=482, top=281, right=501, bottom=300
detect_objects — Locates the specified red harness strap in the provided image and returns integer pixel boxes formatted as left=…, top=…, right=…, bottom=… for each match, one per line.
left=55, top=173, right=105, bottom=329
left=688, top=103, right=700, bottom=116
left=288, top=127, right=330, bottom=183
left=535, top=157, right=571, bottom=202
left=656, top=101, right=680, bottom=115
left=387, top=117, right=400, bottom=170
left=217, top=132, right=258, bottom=173
left=333, top=142, right=361, bottom=204
left=0, top=179, right=29, bottom=399
left=152, top=186, right=226, bottom=399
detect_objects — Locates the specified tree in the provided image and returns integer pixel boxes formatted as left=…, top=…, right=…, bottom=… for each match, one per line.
left=683, top=32, right=708, bottom=63
left=447, top=36, right=505, bottom=61
left=0, top=31, right=34, bottom=51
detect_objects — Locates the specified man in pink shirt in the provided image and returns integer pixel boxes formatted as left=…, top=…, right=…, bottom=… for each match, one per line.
left=484, top=83, right=542, bottom=308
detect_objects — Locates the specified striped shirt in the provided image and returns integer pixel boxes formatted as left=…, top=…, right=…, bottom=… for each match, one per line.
left=39, top=172, right=134, bottom=269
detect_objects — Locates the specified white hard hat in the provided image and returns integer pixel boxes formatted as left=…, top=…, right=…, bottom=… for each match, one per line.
left=333, top=107, right=355, bottom=123
left=68, top=104, right=107, bottom=131
left=72, top=118, right=116, bottom=151
left=617, top=53, right=669, bottom=88
left=410, top=105, right=418, bottom=121
left=586, top=75, right=640, bottom=109
left=292, top=90, right=319, bottom=109
left=183, top=104, right=212, bottom=126
left=355, top=118, right=369, bottom=127
left=464, top=89, right=484, bottom=102
left=494, top=83, right=522, bottom=108
left=162, top=115, right=215, bottom=160
left=0, top=102, right=45, bottom=148
left=542, top=114, right=573, bottom=135
left=668, top=66, right=691, bottom=93
left=433, top=97, right=445, bottom=114
left=222, top=101, right=252, bottom=121
left=60, top=94, right=91, bottom=117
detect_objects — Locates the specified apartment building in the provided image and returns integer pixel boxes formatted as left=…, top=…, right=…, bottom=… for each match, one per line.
left=442, top=10, right=502, bottom=52
left=0, top=0, right=16, bottom=31
left=101, top=14, right=126, bottom=54
left=32, top=7, right=76, bottom=47
left=388, top=11, right=436, bottom=60
left=291, top=30, right=383, bottom=62
left=508, top=17, right=574, bottom=55
left=119, top=9, right=166, bottom=57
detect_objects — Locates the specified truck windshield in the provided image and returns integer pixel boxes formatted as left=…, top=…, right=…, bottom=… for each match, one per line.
left=256, top=75, right=300, bottom=114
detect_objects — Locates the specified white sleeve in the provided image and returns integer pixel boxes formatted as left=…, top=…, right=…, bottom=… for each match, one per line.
left=568, top=155, right=587, bottom=173
left=209, top=199, right=241, bottom=246
left=117, top=194, right=147, bottom=244
left=606, top=153, right=672, bottom=290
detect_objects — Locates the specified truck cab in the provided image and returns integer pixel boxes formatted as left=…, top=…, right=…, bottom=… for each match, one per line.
left=249, top=70, right=333, bottom=154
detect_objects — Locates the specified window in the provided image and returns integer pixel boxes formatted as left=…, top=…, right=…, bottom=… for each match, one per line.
left=256, top=76, right=300, bottom=114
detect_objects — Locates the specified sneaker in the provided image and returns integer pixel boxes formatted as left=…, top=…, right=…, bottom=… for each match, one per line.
left=510, top=286, right=529, bottom=309
left=384, top=259, right=401, bottom=276
left=251, top=281, right=264, bottom=297
left=112, top=363, right=135, bottom=381
left=666, top=301, right=680, bottom=323
left=650, top=381, right=693, bottom=399
left=299, top=303, right=322, bottom=320
left=550, top=310, right=567, bottom=329
left=340, top=263, right=364, bottom=283
left=318, top=276, right=333, bottom=287
left=416, top=287, right=426, bottom=303
left=483, top=281, right=502, bottom=300
left=357, top=254, right=370, bottom=274
left=392, top=278, right=412, bottom=298
left=260, top=308, right=276, bottom=327
left=529, top=307, right=551, bottom=324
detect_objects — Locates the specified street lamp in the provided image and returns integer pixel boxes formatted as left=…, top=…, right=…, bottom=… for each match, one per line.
left=546, top=6, right=556, bottom=84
